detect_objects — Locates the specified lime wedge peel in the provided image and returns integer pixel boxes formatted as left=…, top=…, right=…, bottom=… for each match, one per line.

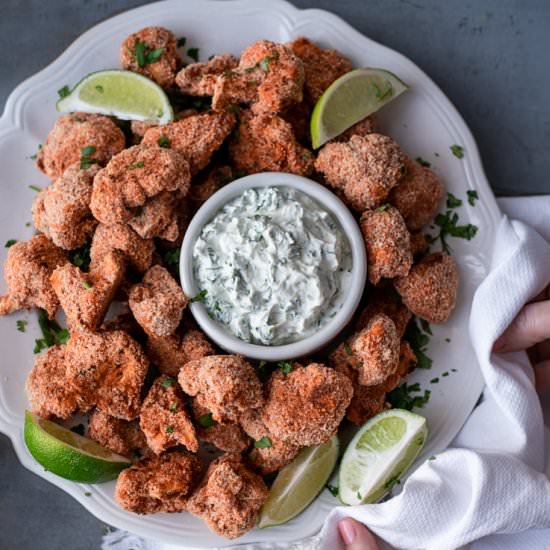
left=24, top=410, right=131, bottom=483
left=338, top=409, right=428, bottom=506
left=310, top=67, right=409, bottom=149
left=258, top=435, right=339, bottom=528
left=56, top=70, right=174, bottom=124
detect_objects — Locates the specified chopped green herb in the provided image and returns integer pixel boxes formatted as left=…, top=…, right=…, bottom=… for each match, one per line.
left=147, top=48, right=164, bottom=64
left=254, top=436, right=272, bottom=448
left=127, top=161, right=145, bottom=170
left=157, top=134, right=170, bottom=148
left=34, top=309, right=70, bottom=353
left=95, top=85, right=104, bottom=93
left=177, top=37, right=187, bottom=48
left=25, top=222, right=31, bottom=227
left=384, top=475, right=401, bottom=491
left=467, top=189, right=479, bottom=206
left=405, top=318, right=432, bottom=370
left=445, top=337, right=451, bottom=343
left=326, top=484, right=339, bottom=497
left=166, top=425, right=174, bottom=434
left=446, top=192, right=463, bottom=209
left=343, top=342, right=353, bottom=356
left=420, top=319, right=432, bottom=335
left=430, top=377, right=439, bottom=384
left=29, top=185, right=42, bottom=192
left=442, top=371, right=449, bottom=377
left=432, top=210, right=478, bottom=253
left=227, top=104, right=240, bottom=114
left=169, top=402, right=178, bottom=413
left=415, top=157, right=431, bottom=167
left=278, top=361, right=293, bottom=375
left=81, top=280, right=92, bottom=290
left=387, top=382, right=431, bottom=411
left=57, top=85, right=71, bottom=99
left=84, top=492, right=92, bottom=497
left=16, top=320, right=27, bottom=332
left=376, top=203, right=391, bottom=213
left=80, top=145, right=98, bottom=169
left=70, top=243, right=91, bottom=271
left=357, top=491, right=363, bottom=501
left=450, top=144, right=464, bottom=159
left=190, top=289, right=208, bottom=303
left=5, top=239, right=17, bottom=248
left=163, top=248, right=180, bottom=267
left=187, top=47, right=200, bottom=62
left=223, top=70, right=235, bottom=77
left=134, top=39, right=147, bottom=67
left=259, top=56, right=271, bottom=72
left=372, top=81, right=393, bottom=101
left=70, top=424, right=85, bottom=436
left=161, top=378, right=176, bottom=388
left=81, top=145, right=96, bottom=158
left=429, top=455, right=436, bottom=461
left=451, top=368, right=458, bottom=372
left=198, top=413, right=217, bottom=428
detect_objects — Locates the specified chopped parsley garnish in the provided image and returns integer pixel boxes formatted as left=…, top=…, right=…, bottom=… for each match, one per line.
left=357, top=491, right=363, bottom=501
left=430, top=377, right=439, bottom=384
left=34, top=309, right=70, bottom=353
left=450, top=144, right=464, bottom=159
left=446, top=192, right=462, bottom=209
left=343, top=342, right=353, bottom=356
left=166, top=425, right=174, bottom=433
left=187, top=47, right=200, bottom=62
left=419, top=319, right=432, bottom=335
left=5, top=239, right=17, bottom=248
left=57, top=85, right=71, bottom=99
left=254, top=436, right=272, bottom=448
left=190, top=289, right=208, bottom=303
left=467, top=189, right=479, bottom=206
left=70, top=243, right=91, bottom=271
left=84, top=492, right=92, bottom=497
left=326, top=484, right=339, bottom=497
left=278, top=361, right=293, bottom=375
left=177, top=37, right=187, bottom=48
left=163, top=248, right=180, bottom=266
left=405, top=318, right=432, bottom=370
left=169, top=402, right=178, bottom=412
left=259, top=56, right=271, bottom=72
left=30, top=144, right=42, bottom=161
left=70, top=424, right=85, bottom=436
left=445, top=337, right=451, bottom=343
left=161, top=378, right=176, bottom=388
left=372, top=81, right=393, bottom=101
left=429, top=210, right=478, bottom=254
left=81, top=280, right=92, bottom=290
left=442, top=371, right=450, bottom=377
left=80, top=145, right=98, bottom=169
left=157, top=134, right=170, bottom=148
left=127, top=161, right=145, bottom=170
left=133, top=39, right=164, bottom=67
left=376, top=203, right=391, bottom=213
left=95, top=85, right=104, bottom=93
left=415, top=157, right=431, bottom=167
left=387, top=382, right=431, bottom=411
left=81, top=145, right=96, bottom=157
left=28, top=185, right=42, bottom=192
left=451, top=368, right=458, bottom=372
left=198, top=413, right=217, bottom=428
left=16, top=320, right=27, bottom=332
left=429, top=455, right=436, bottom=461
left=384, top=475, right=401, bottom=491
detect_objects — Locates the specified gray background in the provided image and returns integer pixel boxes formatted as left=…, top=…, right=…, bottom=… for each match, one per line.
left=0, top=1, right=548, bottom=549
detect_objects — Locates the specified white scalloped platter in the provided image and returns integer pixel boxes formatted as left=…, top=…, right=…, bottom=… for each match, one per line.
left=0, top=0, right=502, bottom=547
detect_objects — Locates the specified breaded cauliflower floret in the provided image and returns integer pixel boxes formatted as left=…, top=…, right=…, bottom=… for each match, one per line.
left=115, top=451, right=201, bottom=514
left=36, top=113, right=125, bottom=180
left=50, top=250, right=125, bottom=332
left=32, top=163, right=99, bottom=250
left=288, top=36, right=352, bottom=105
left=175, top=54, right=239, bottom=96
left=26, top=346, right=80, bottom=419
left=331, top=115, right=379, bottom=143
left=140, top=375, right=198, bottom=454
left=187, top=453, right=268, bottom=539
left=189, top=165, right=233, bottom=208
left=141, top=112, right=236, bottom=175
left=315, top=134, right=406, bottom=211
left=389, top=157, right=444, bottom=230
left=240, top=409, right=301, bottom=474
left=352, top=313, right=400, bottom=386
left=90, top=145, right=190, bottom=233
left=129, top=266, right=186, bottom=337
left=192, top=400, right=250, bottom=453
left=360, top=205, right=413, bottom=284
left=88, top=409, right=149, bottom=459
left=65, top=330, right=149, bottom=420
left=147, top=328, right=215, bottom=377
left=90, top=223, right=154, bottom=273
left=261, top=363, right=353, bottom=447
left=229, top=110, right=314, bottom=176
left=178, top=355, right=263, bottom=423
left=120, top=27, right=181, bottom=88
left=0, top=235, right=67, bottom=319
left=212, top=40, right=304, bottom=115
left=394, top=252, right=459, bottom=323
left=281, top=101, right=312, bottom=144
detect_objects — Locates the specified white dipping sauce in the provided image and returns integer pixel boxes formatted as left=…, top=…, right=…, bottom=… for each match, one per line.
left=192, top=186, right=352, bottom=345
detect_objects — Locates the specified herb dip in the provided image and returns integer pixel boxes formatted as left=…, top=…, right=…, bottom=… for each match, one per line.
left=192, top=186, right=352, bottom=345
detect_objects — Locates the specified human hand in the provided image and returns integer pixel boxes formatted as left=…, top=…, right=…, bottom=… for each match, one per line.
left=493, top=287, right=550, bottom=393
left=338, top=518, right=379, bottom=550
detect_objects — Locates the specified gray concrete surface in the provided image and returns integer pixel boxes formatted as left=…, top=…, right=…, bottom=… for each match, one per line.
left=0, top=1, right=549, bottom=549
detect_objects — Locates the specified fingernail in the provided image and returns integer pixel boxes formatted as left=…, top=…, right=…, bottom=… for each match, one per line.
left=338, top=519, right=356, bottom=545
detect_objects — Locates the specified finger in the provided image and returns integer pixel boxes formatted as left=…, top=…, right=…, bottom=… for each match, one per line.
left=493, top=301, right=550, bottom=352
left=534, top=339, right=550, bottom=361
left=338, top=518, right=379, bottom=550
left=535, top=360, right=550, bottom=394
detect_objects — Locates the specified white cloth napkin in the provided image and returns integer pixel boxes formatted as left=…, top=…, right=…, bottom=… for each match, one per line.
left=103, top=197, right=550, bottom=550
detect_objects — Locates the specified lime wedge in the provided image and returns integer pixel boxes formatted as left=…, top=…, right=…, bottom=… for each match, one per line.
left=258, top=435, right=339, bottom=528
left=338, top=409, right=427, bottom=505
left=56, top=70, right=173, bottom=124
left=310, top=68, right=408, bottom=149
left=24, top=410, right=131, bottom=483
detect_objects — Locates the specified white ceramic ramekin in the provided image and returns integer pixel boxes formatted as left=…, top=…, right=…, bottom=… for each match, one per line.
left=180, top=172, right=367, bottom=361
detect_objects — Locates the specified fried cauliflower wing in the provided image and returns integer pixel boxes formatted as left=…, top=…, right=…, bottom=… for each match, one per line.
left=175, top=54, right=239, bottom=96
left=261, top=363, right=353, bottom=447
left=0, top=235, right=67, bottom=319
left=36, top=113, right=125, bottom=180
left=120, top=27, right=181, bottom=88
left=32, top=163, right=99, bottom=250
left=186, top=453, right=268, bottom=539
left=360, top=205, right=413, bottom=284
left=50, top=250, right=125, bottom=332
left=188, top=165, right=233, bottom=208
left=331, top=115, right=379, bottom=143
left=394, top=252, right=459, bottom=323
left=229, top=110, right=314, bottom=176
left=65, top=330, right=149, bottom=420
left=115, top=451, right=201, bottom=514
left=315, top=134, right=406, bottom=211
left=178, top=355, right=263, bottom=423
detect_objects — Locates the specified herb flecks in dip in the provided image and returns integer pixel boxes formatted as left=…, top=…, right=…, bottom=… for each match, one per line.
left=192, top=186, right=352, bottom=345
